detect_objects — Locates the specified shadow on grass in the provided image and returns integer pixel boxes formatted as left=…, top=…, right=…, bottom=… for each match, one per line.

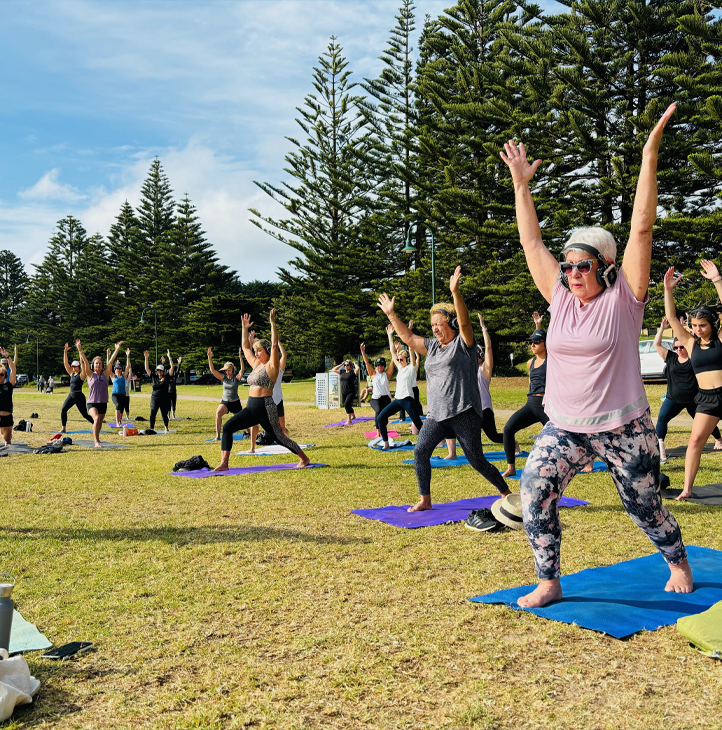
left=2, top=525, right=370, bottom=546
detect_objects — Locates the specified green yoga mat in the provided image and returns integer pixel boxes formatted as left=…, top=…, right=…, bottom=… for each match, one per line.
left=8, top=610, right=52, bottom=654
left=677, top=601, right=722, bottom=658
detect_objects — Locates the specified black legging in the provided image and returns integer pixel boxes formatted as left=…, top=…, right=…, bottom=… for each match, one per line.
left=342, top=392, right=355, bottom=415
left=150, top=396, right=170, bottom=430
left=61, top=393, right=94, bottom=428
left=222, top=396, right=302, bottom=453
left=482, top=408, right=503, bottom=444
left=169, top=392, right=177, bottom=416
left=503, top=395, right=548, bottom=463
left=655, top=397, right=722, bottom=441
left=377, top=397, right=423, bottom=441
left=399, top=386, right=424, bottom=422
left=370, top=395, right=392, bottom=419
left=414, top=408, right=508, bottom=496
left=123, top=395, right=131, bottom=419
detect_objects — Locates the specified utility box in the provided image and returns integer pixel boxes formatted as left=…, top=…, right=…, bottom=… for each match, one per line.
left=315, top=372, right=341, bottom=409
left=315, top=373, right=329, bottom=409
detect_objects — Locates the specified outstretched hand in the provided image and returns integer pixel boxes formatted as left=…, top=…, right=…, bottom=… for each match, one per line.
left=269, top=308, right=276, bottom=323
left=643, top=103, right=676, bottom=157
left=126, top=348, right=131, bottom=356
left=532, top=311, right=542, bottom=327
left=75, top=339, right=82, bottom=350
left=360, top=343, right=366, bottom=355
left=478, top=312, right=485, bottom=328
left=0, top=346, right=8, bottom=357
left=700, top=259, right=721, bottom=281
left=144, top=350, right=150, bottom=358
left=664, top=267, right=683, bottom=291
left=386, top=323, right=394, bottom=335
left=500, top=140, right=542, bottom=185
left=241, top=313, right=253, bottom=329
left=377, top=293, right=395, bottom=317
left=64, top=342, right=70, bottom=352
left=449, top=265, right=462, bottom=294
left=207, top=347, right=213, bottom=358
left=660, top=316, right=669, bottom=330
left=408, top=319, right=414, bottom=330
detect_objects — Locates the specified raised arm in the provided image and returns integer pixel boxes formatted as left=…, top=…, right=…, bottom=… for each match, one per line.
left=235, top=349, right=244, bottom=381
left=278, top=341, right=287, bottom=371
left=500, top=141, right=558, bottom=302
left=478, top=312, right=493, bottom=380
left=241, top=314, right=257, bottom=368
left=207, top=347, right=224, bottom=381
left=144, top=350, right=152, bottom=378
left=124, top=348, right=131, bottom=379
left=266, top=309, right=279, bottom=381
left=166, top=349, right=174, bottom=377
left=0, top=348, right=16, bottom=386
left=377, top=295, right=427, bottom=355
left=360, top=343, right=374, bottom=374
left=622, top=104, right=676, bottom=301
left=76, top=340, right=89, bottom=380
left=450, top=266, right=474, bottom=347
left=331, top=363, right=344, bottom=374
left=663, top=268, right=695, bottom=349
left=653, top=317, right=670, bottom=360
left=63, top=342, right=72, bottom=376
left=387, top=325, right=403, bottom=368
left=106, top=342, right=122, bottom=378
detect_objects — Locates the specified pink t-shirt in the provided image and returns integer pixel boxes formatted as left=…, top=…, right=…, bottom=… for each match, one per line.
left=544, top=273, right=648, bottom=433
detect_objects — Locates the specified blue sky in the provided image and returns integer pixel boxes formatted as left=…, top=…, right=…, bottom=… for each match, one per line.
left=0, top=0, right=563, bottom=281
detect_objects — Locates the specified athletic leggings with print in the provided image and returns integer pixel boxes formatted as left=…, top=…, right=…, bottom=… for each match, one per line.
left=520, top=410, right=687, bottom=580
left=414, top=407, right=508, bottom=496
left=222, top=396, right=303, bottom=453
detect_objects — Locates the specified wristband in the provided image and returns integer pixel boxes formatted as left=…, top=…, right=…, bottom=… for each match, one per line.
left=712, top=276, right=722, bottom=283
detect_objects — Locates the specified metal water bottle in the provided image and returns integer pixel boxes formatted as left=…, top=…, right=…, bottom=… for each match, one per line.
left=0, top=574, right=15, bottom=651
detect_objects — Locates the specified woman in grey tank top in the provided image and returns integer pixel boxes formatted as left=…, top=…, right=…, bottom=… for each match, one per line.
left=207, top=347, right=244, bottom=440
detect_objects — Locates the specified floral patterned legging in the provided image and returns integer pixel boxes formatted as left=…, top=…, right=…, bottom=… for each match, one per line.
left=520, top=410, right=687, bottom=581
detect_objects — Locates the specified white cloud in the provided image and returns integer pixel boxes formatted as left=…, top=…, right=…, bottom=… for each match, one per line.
left=18, top=168, right=86, bottom=203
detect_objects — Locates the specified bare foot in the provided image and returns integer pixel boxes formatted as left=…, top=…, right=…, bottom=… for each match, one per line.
left=213, top=462, right=229, bottom=472
left=515, top=441, right=522, bottom=455
left=443, top=454, right=457, bottom=460
left=214, top=435, right=221, bottom=441
left=408, top=497, right=432, bottom=512
left=60, top=428, right=66, bottom=434
left=665, top=560, right=693, bottom=593
left=517, top=579, right=563, bottom=608
left=581, top=462, right=593, bottom=473
left=501, top=465, right=516, bottom=478
left=164, top=428, right=170, bottom=434
left=94, top=442, right=102, bottom=449
left=296, top=455, right=311, bottom=468
left=411, top=425, right=419, bottom=435
left=715, top=440, right=722, bottom=451
left=248, top=449, right=255, bottom=454
left=676, top=489, right=694, bottom=501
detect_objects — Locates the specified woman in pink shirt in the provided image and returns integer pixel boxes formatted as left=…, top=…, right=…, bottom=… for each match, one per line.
left=500, top=103, right=692, bottom=608
left=79, top=340, right=123, bottom=448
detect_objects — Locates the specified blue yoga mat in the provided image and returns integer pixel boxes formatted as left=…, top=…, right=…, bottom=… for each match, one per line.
left=390, top=415, right=427, bottom=424
left=505, top=461, right=609, bottom=480
left=66, top=429, right=114, bottom=435
left=402, top=451, right=528, bottom=467
left=205, top=434, right=245, bottom=442
left=470, top=545, right=722, bottom=638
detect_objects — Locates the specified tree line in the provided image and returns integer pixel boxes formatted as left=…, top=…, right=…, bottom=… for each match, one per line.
left=3, top=0, right=722, bottom=378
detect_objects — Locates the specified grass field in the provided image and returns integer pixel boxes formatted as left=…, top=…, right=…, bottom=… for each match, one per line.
left=1, top=380, right=721, bottom=729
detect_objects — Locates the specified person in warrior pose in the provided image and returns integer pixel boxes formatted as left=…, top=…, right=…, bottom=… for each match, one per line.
left=332, top=359, right=361, bottom=425
left=208, top=347, right=244, bottom=441
left=145, top=350, right=174, bottom=433
left=445, top=312, right=504, bottom=459
left=502, top=102, right=691, bottom=607
left=654, top=315, right=722, bottom=464
left=111, top=351, right=132, bottom=427
left=161, top=354, right=182, bottom=419
left=0, top=346, right=17, bottom=445
left=664, top=261, right=722, bottom=498
left=250, top=341, right=290, bottom=448
left=378, top=267, right=511, bottom=511
left=499, top=313, right=548, bottom=476
left=60, top=342, right=95, bottom=432
left=123, top=349, right=133, bottom=420
left=360, top=341, right=395, bottom=439
left=374, top=325, right=424, bottom=449
left=80, top=342, right=123, bottom=448
left=214, top=310, right=309, bottom=470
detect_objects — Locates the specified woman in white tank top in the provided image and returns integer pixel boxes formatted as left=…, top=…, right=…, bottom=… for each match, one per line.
left=360, top=337, right=395, bottom=438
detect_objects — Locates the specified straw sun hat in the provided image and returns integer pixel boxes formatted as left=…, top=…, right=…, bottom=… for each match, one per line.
left=490, top=493, right=524, bottom=530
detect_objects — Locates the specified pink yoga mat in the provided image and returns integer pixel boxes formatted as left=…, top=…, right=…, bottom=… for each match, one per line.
left=170, top=463, right=328, bottom=477
left=364, top=430, right=398, bottom=438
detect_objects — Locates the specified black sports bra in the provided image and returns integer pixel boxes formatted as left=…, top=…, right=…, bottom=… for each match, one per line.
left=690, top=338, right=722, bottom=375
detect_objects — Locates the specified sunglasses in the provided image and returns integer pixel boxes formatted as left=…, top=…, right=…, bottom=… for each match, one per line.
left=673, top=346, right=686, bottom=351
left=559, top=259, right=594, bottom=276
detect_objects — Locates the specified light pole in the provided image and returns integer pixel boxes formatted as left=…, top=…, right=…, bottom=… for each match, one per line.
left=140, top=305, right=158, bottom=367
left=402, top=222, right=436, bottom=305
left=25, top=334, right=38, bottom=383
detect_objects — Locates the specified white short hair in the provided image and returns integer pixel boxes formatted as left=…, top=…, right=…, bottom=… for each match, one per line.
left=564, top=227, right=617, bottom=263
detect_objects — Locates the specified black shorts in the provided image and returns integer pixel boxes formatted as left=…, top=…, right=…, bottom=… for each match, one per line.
left=112, top=394, right=129, bottom=411
left=694, top=386, right=722, bottom=419
left=87, top=402, right=108, bottom=415
left=0, top=414, right=12, bottom=428
left=221, top=399, right=242, bottom=414
left=276, top=400, right=285, bottom=417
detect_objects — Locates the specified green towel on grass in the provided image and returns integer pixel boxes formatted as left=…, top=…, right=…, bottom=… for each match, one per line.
left=9, top=610, right=52, bottom=654
left=677, top=601, right=722, bottom=659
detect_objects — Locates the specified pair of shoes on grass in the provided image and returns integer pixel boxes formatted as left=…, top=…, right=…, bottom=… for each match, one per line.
left=465, top=508, right=502, bottom=533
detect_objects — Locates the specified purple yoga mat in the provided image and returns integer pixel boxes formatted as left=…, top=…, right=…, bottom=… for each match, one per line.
left=351, top=495, right=589, bottom=529
left=323, top=416, right=375, bottom=428
left=170, top=463, right=328, bottom=478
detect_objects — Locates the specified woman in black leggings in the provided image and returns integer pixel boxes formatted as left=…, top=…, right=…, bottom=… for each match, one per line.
left=332, top=360, right=360, bottom=425
left=144, top=349, right=174, bottom=432
left=360, top=341, right=395, bottom=438
left=501, top=319, right=548, bottom=477
left=60, top=341, right=94, bottom=432
left=214, top=310, right=310, bottom=470
left=378, top=266, right=510, bottom=512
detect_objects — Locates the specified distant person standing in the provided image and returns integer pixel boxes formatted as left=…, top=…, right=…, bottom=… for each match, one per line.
left=60, top=341, right=94, bottom=432
left=145, top=350, right=174, bottom=433
left=47, top=375, right=54, bottom=394
left=0, top=346, right=17, bottom=446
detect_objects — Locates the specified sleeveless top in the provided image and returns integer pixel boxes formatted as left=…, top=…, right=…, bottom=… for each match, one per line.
left=478, top=370, right=492, bottom=411
left=665, top=352, right=698, bottom=404
left=112, top=374, right=126, bottom=395
left=394, top=365, right=416, bottom=400
left=69, top=373, right=84, bottom=394
left=273, top=370, right=284, bottom=405
left=528, top=357, right=547, bottom=396
left=690, top=338, right=722, bottom=375
left=222, top=376, right=240, bottom=402
left=247, top=365, right=273, bottom=390
left=371, top=371, right=390, bottom=399
left=87, top=373, right=109, bottom=403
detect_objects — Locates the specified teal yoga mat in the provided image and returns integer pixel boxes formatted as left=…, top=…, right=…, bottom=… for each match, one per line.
left=9, top=610, right=52, bottom=654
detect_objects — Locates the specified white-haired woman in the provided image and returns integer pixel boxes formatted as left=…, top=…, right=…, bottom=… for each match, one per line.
left=208, top=347, right=244, bottom=440
left=664, top=261, right=722, bottom=498
left=214, top=311, right=310, bottom=470
left=80, top=341, right=123, bottom=448
left=60, top=341, right=94, bottom=432
left=379, top=267, right=511, bottom=511
left=502, top=103, right=691, bottom=608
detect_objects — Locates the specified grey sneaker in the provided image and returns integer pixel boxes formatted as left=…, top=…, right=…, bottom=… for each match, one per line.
left=465, top=508, right=498, bottom=532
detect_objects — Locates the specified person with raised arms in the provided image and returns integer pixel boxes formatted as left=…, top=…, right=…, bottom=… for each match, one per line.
left=501, top=103, right=691, bottom=608
left=214, top=310, right=309, bottom=470
left=250, top=340, right=291, bottom=449
left=207, top=347, right=244, bottom=441
left=653, top=315, right=722, bottom=464
left=110, top=349, right=132, bottom=428
left=379, top=267, right=511, bottom=512
left=80, top=341, right=123, bottom=448
left=331, top=359, right=361, bottom=425
left=161, top=354, right=182, bottom=419
left=144, top=349, right=174, bottom=434
left=60, top=341, right=95, bottom=433
left=664, top=261, right=722, bottom=498
left=360, top=341, right=395, bottom=439
left=0, top=346, right=17, bottom=446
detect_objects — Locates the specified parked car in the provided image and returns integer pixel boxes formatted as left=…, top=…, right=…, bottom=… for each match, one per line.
left=639, top=338, right=673, bottom=379
left=15, top=374, right=29, bottom=386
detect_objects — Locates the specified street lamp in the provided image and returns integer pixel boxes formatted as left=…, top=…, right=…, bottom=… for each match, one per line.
left=140, top=305, right=158, bottom=367
left=25, top=334, right=38, bottom=383
left=402, top=222, right=436, bottom=305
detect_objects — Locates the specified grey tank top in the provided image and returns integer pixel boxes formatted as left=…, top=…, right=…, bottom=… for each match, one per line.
left=222, top=376, right=240, bottom=402
left=247, top=365, right=273, bottom=390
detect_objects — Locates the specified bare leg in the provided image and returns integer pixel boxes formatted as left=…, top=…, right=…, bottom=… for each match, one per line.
left=659, top=438, right=667, bottom=463
left=250, top=424, right=258, bottom=453
left=296, top=449, right=310, bottom=468
left=443, top=438, right=457, bottom=460
left=215, top=404, right=228, bottom=440
left=517, top=579, right=563, bottom=608
left=501, top=462, right=516, bottom=477
left=213, top=450, right=231, bottom=471
left=680, top=413, right=719, bottom=499
left=115, top=409, right=123, bottom=427
left=0, top=426, right=11, bottom=446
left=665, top=559, right=694, bottom=593
left=89, top=409, right=103, bottom=448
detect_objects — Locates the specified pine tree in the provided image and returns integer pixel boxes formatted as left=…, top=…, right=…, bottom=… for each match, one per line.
left=0, top=250, right=28, bottom=341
